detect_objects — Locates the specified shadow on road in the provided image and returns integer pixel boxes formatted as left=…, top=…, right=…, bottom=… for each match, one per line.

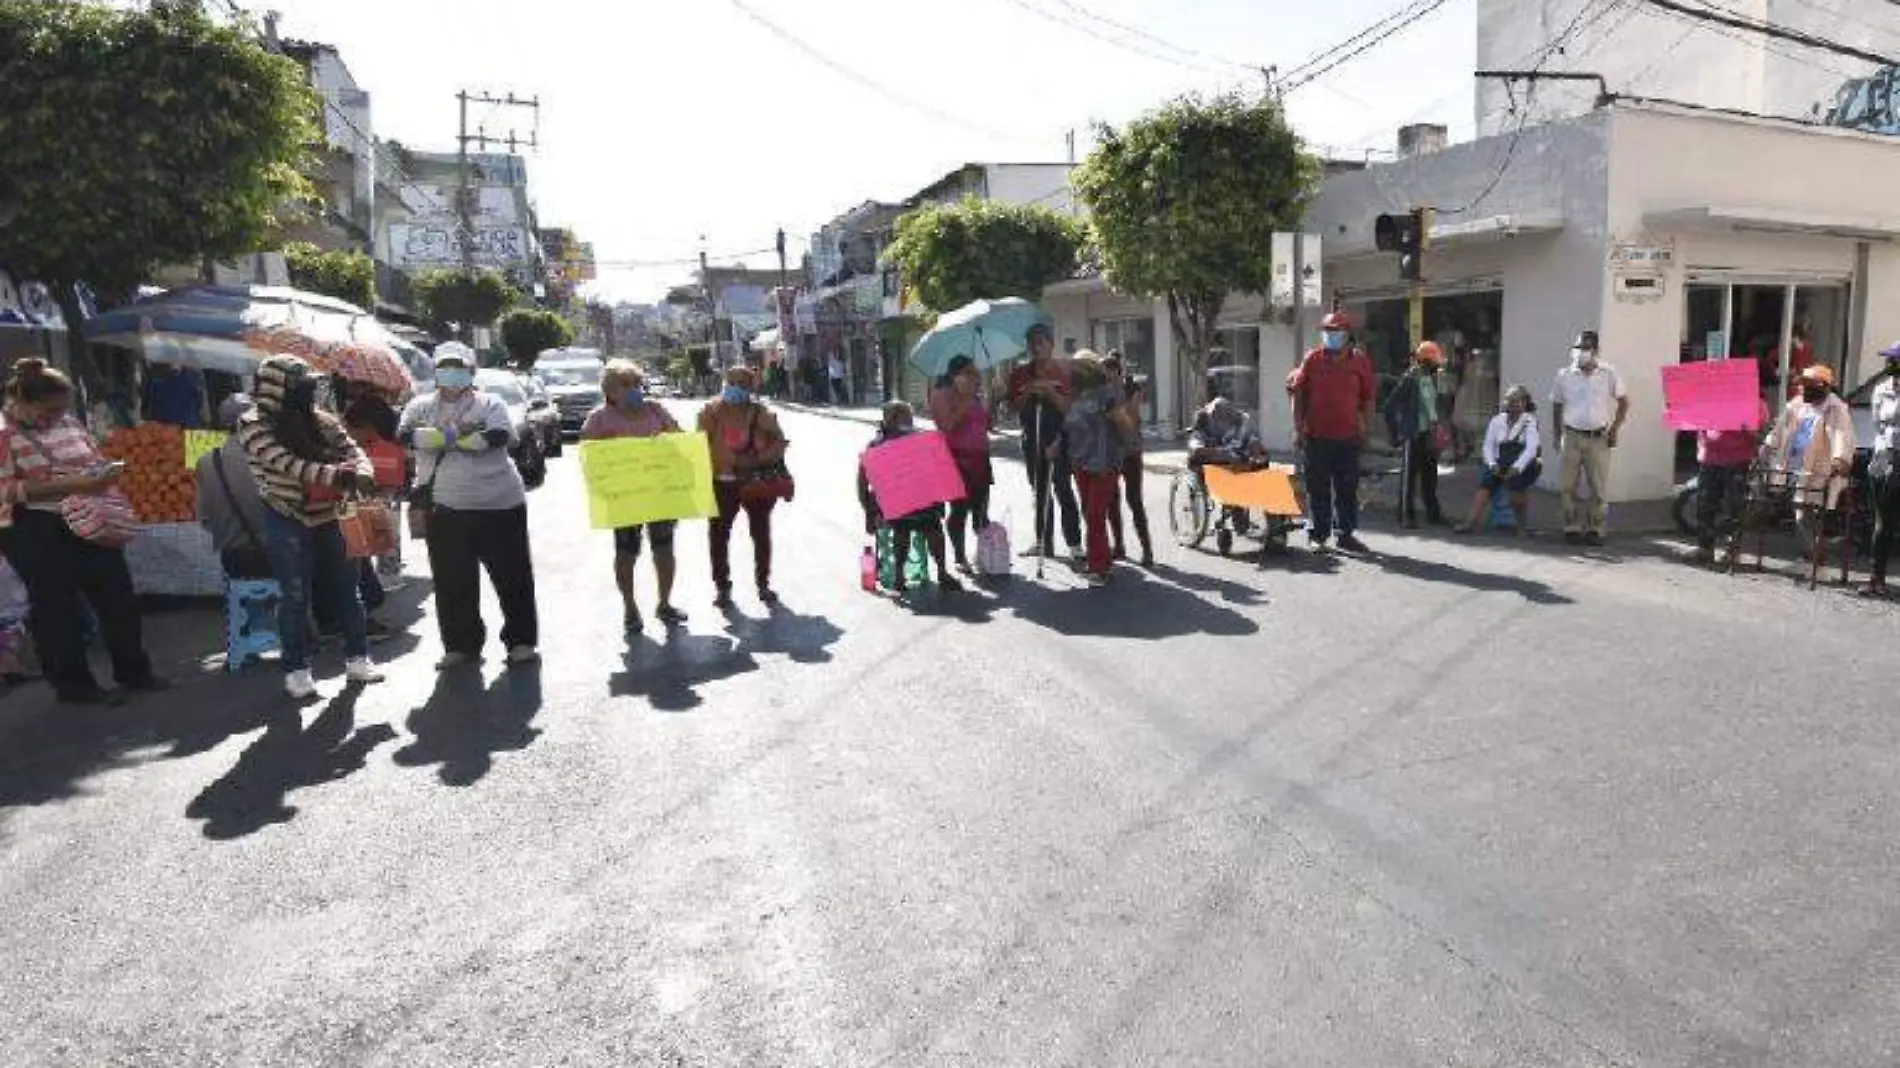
left=0, top=672, right=278, bottom=818
left=1367, top=549, right=1574, bottom=604
left=1008, top=568, right=1260, bottom=639
left=1146, top=562, right=1273, bottom=605
left=611, top=633, right=757, bottom=713
left=185, top=688, right=396, bottom=840
left=394, top=666, right=544, bottom=786
left=609, top=604, right=845, bottom=712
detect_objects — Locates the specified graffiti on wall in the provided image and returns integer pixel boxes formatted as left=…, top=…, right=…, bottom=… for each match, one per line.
left=1823, top=66, right=1899, bottom=135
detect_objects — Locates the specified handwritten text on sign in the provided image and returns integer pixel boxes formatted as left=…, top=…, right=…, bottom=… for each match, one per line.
left=182, top=430, right=228, bottom=468
left=1661, top=359, right=1762, bottom=432
left=1203, top=464, right=1302, bottom=517
left=579, top=434, right=717, bottom=530
left=862, top=431, right=966, bottom=520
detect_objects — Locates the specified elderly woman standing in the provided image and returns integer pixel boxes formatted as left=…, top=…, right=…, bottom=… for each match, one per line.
left=584, top=360, right=688, bottom=633
left=927, top=354, right=991, bottom=574
left=237, top=355, right=384, bottom=699
left=0, top=359, right=167, bottom=705
left=699, top=366, right=789, bottom=607
left=399, top=345, right=539, bottom=668
left=1064, top=351, right=1133, bottom=586
left=1764, top=364, right=1857, bottom=543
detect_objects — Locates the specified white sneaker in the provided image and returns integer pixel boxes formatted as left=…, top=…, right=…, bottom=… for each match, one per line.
left=345, top=657, right=385, bottom=685
left=285, top=669, right=317, bottom=700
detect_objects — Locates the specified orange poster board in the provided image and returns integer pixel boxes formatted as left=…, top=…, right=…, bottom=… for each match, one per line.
left=1203, top=464, right=1302, bottom=517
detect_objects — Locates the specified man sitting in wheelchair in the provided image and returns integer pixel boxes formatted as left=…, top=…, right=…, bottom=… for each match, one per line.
left=1189, top=396, right=1268, bottom=528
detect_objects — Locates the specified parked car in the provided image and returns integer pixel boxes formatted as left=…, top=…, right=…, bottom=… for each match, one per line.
left=476, top=368, right=547, bottom=488
left=518, top=373, right=563, bottom=458
left=534, top=351, right=606, bottom=437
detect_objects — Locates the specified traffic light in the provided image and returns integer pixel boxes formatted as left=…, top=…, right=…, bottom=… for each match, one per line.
left=1374, top=209, right=1427, bottom=282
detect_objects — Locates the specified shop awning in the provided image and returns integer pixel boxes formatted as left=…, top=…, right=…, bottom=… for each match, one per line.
left=749, top=327, right=782, bottom=352
left=1644, top=205, right=1900, bottom=242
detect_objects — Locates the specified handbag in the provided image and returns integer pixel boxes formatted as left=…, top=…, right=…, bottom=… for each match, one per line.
left=1429, top=422, right=1453, bottom=454
left=976, top=521, right=1012, bottom=576
left=736, top=408, right=795, bottom=504
left=61, top=491, right=139, bottom=547
left=367, top=438, right=406, bottom=490
left=340, top=501, right=398, bottom=559
left=8, top=423, right=138, bottom=547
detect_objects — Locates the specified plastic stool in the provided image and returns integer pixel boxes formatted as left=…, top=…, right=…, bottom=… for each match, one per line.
left=225, top=577, right=283, bottom=672
left=1487, top=490, right=1516, bottom=531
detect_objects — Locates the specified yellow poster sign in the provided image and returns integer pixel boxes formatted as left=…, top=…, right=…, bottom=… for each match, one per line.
left=182, top=429, right=229, bottom=468
left=579, top=434, right=717, bottom=530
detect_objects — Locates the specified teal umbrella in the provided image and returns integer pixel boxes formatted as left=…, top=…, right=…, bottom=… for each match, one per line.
left=908, top=297, right=1052, bottom=379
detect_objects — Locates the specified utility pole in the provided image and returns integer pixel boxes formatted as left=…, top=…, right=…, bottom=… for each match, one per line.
left=454, top=90, right=542, bottom=271
left=775, top=228, right=789, bottom=376
left=1409, top=208, right=1433, bottom=352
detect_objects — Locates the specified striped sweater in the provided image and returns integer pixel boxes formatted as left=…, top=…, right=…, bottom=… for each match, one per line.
left=236, top=355, right=370, bottom=526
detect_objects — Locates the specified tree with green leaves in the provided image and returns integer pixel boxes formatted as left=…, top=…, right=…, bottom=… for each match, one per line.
left=497, top=308, right=574, bottom=369
left=882, top=197, right=1084, bottom=315
left=0, top=0, right=318, bottom=377
left=283, top=242, right=376, bottom=309
left=411, top=267, right=517, bottom=341
left=1074, top=92, right=1319, bottom=410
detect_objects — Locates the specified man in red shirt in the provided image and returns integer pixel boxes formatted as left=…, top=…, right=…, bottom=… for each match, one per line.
left=1288, top=310, right=1376, bottom=552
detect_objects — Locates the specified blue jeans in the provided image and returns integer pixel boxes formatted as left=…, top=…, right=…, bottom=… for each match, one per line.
left=1304, top=438, right=1362, bottom=541
left=262, top=508, right=366, bottom=672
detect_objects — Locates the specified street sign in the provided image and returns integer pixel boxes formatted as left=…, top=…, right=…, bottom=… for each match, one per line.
left=1270, top=232, right=1295, bottom=309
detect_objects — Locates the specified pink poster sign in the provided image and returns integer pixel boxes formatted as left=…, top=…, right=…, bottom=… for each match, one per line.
left=1661, top=359, right=1762, bottom=432
left=863, top=431, right=966, bottom=519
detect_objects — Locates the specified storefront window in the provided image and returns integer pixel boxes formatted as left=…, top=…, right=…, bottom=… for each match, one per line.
left=1094, top=317, right=1157, bottom=424
left=1352, top=292, right=1502, bottom=449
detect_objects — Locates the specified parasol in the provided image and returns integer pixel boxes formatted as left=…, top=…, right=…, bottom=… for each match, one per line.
left=85, top=285, right=416, bottom=400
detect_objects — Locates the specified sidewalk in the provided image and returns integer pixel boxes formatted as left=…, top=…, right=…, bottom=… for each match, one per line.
left=775, top=400, right=1680, bottom=534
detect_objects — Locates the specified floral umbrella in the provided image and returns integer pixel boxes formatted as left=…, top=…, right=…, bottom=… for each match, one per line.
left=85, top=285, right=415, bottom=401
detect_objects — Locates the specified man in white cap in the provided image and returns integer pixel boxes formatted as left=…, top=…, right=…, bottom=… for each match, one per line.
left=1549, top=329, right=1629, bottom=546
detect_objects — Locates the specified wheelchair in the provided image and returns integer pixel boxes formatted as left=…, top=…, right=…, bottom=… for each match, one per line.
left=1168, top=451, right=1304, bottom=557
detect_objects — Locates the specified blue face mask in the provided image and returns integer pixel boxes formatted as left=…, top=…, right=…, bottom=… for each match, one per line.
left=722, top=385, right=751, bottom=405
left=1321, top=331, right=1348, bottom=351
left=619, top=388, right=647, bottom=408
left=435, top=368, right=473, bottom=391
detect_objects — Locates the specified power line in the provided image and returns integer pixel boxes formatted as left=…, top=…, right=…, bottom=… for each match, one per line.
left=1643, top=0, right=1864, bottom=83
left=1281, top=0, right=1458, bottom=94
left=1440, top=0, right=1625, bottom=216
left=995, top=0, right=1236, bottom=76
left=1042, top=0, right=1255, bottom=71
left=1635, top=0, right=1898, bottom=67
left=724, top=0, right=1017, bottom=139
left=1277, top=0, right=1441, bottom=88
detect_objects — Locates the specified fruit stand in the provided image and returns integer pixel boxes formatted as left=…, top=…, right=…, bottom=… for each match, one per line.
left=100, top=422, right=224, bottom=597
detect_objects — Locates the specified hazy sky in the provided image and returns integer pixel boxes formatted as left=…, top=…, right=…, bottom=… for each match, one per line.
left=258, top=0, right=1482, bottom=302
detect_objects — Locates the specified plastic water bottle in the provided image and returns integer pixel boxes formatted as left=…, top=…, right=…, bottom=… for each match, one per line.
left=860, top=545, right=877, bottom=592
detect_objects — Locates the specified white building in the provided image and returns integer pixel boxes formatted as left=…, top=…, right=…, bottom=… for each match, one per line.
left=1306, top=98, right=1900, bottom=505
left=1476, top=0, right=1898, bottom=135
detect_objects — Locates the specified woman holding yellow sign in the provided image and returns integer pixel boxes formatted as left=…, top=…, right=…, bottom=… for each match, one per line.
left=583, top=361, right=689, bottom=636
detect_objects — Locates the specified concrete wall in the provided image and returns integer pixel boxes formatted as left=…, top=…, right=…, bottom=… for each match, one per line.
left=1475, top=0, right=1892, bottom=136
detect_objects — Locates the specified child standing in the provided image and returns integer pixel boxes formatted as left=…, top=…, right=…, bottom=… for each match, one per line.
left=858, top=402, right=963, bottom=595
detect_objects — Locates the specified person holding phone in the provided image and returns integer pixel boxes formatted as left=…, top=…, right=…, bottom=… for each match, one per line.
left=0, top=359, right=167, bottom=705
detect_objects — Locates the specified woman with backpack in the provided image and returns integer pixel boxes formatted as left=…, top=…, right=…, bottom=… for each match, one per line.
left=0, top=359, right=166, bottom=705
left=699, top=366, right=790, bottom=608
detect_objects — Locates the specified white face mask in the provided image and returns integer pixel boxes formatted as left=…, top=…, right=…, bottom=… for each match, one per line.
left=1573, top=348, right=1597, bottom=368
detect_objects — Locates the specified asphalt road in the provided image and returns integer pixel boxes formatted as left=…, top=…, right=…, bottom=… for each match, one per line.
left=4, top=403, right=1900, bottom=1067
